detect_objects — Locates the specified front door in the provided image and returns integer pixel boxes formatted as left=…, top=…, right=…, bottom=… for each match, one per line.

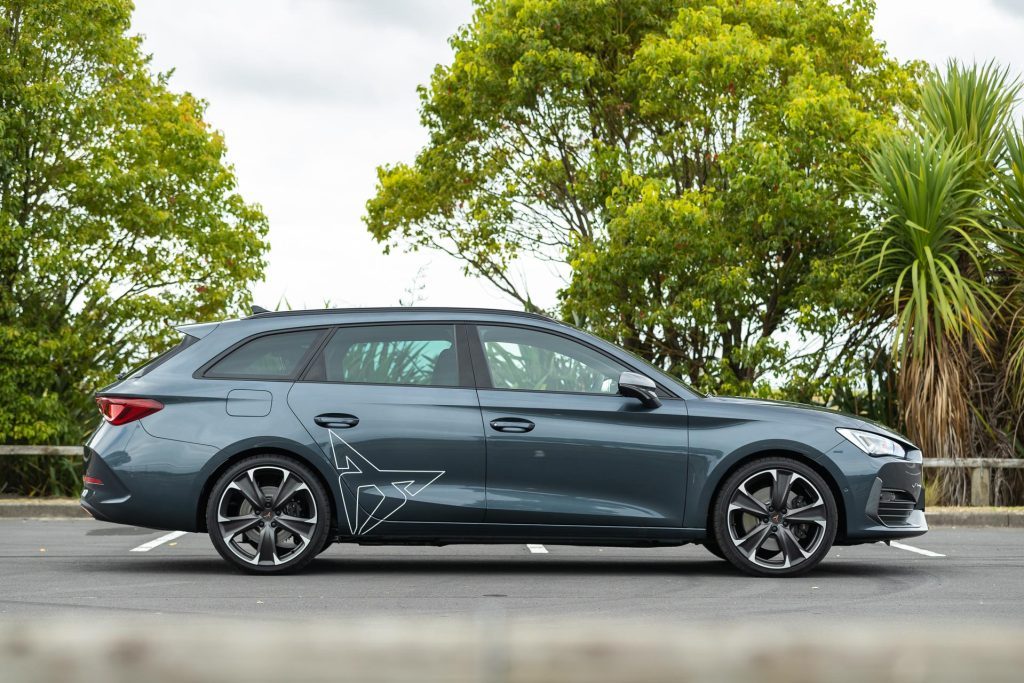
left=471, top=324, right=689, bottom=527
left=288, top=323, right=485, bottom=535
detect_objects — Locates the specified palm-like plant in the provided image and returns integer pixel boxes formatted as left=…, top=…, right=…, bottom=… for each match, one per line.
left=855, top=62, right=1024, bottom=503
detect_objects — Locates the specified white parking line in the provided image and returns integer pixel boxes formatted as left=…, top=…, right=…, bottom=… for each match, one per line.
left=526, top=544, right=548, bottom=554
left=883, top=540, right=946, bottom=558
left=130, top=531, right=188, bottom=553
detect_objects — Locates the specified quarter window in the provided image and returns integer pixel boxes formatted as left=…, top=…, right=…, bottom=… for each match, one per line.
left=205, top=329, right=323, bottom=379
left=306, top=325, right=459, bottom=386
left=476, top=325, right=626, bottom=394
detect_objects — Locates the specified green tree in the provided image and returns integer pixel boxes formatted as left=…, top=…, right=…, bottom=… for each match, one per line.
left=854, top=62, right=1024, bottom=504
left=365, top=0, right=916, bottom=398
left=0, top=0, right=268, bottom=460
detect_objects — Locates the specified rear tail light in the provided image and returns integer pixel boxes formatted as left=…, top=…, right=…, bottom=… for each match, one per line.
left=95, top=396, right=163, bottom=425
left=83, top=475, right=103, bottom=486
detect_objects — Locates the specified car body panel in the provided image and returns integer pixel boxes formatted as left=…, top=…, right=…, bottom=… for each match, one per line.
left=287, top=382, right=487, bottom=530
left=478, top=389, right=689, bottom=526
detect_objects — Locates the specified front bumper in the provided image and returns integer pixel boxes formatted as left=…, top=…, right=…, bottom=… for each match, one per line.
left=823, top=445, right=928, bottom=543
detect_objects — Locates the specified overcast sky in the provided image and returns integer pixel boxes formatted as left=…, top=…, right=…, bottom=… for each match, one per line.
left=129, top=0, right=1024, bottom=313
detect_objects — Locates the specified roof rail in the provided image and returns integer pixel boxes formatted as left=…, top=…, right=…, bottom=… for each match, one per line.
left=245, top=306, right=556, bottom=322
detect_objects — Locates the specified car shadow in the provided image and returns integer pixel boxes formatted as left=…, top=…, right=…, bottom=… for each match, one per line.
left=80, top=554, right=929, bottom=581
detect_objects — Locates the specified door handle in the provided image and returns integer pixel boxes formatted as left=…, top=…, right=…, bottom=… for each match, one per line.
left=489, top=417, right=535, bottom=433
left=314, top=413, right=359, bottom=429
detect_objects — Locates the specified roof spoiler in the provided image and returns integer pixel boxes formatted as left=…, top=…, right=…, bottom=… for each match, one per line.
left=175, top=322, right=220, bottom=339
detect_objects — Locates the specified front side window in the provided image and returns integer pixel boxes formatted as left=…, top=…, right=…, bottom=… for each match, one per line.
left=205, top=329, right=324, bottom=379
left=476, top=325, right=626, bottom=394
left=306, top=324, right=459, bottom=386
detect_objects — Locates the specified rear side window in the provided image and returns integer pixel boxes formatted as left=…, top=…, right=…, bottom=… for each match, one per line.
left=205, top=329, right=323, bottom=380
left=305, top=325, right=458, bottom=386
left=128, top=333, right=198, bottom=379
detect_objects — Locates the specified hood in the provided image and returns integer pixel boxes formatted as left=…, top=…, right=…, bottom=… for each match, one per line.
left=703, top=395, right=915, bottom=448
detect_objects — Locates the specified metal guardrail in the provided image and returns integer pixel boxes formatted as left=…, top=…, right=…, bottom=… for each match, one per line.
left=922, top=458, right=1024, bottom=506
left=2, top=446, right=1021, bottom=506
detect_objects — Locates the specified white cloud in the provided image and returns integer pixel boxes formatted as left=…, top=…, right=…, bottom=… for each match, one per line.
left=874, top=0, right=1024, bottom=73
left=132, top=0, right=553, bottom=313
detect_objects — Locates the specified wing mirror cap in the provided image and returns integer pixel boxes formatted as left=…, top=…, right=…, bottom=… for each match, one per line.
left=618, top=371, right=661, bottom=409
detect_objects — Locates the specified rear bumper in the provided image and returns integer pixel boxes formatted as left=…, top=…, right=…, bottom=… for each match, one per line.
left=81, top=421, right=216, bottom=531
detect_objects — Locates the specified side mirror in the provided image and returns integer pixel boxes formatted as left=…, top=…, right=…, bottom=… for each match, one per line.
left=618, top=371, right=661, bottom=409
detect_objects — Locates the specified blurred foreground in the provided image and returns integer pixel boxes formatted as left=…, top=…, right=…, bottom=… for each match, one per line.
left=2, top=618, right=1022, bottom=682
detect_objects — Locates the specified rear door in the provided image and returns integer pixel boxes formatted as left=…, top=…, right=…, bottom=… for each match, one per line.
left=287, top=323, right=485, bottom=535
left=471, top=324, right=689, bottom=527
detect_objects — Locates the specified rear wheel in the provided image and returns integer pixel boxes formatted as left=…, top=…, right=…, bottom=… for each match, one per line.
left=712, top=457, right=837, bottom=577
left=701, top=537, right=726, bottom=560
left=317, top=536, right=335, bottom=556
left=206, top=455, right=330, bottom=574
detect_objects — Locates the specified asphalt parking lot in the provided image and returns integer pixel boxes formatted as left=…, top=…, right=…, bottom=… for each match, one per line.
left=2, top=519, right=1021, bottom=624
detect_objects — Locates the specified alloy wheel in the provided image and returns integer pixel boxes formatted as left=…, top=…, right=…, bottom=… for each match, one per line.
left=725, top=468, right=829, bottom=571
left=216, top=466, right=318, bottom=567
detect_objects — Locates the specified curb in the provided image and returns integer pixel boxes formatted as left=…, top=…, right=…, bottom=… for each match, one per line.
left=0, top=498, right=88, bottom=519
left=0, top=499, right=1023, bottom=527
left=926, top=507, right=1024, bottom=528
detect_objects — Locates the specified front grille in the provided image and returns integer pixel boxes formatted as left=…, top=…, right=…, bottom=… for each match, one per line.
left=877, top=488, right=916, bottom=526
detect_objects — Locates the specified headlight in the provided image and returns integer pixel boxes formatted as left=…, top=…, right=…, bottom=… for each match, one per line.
left=836, top=428, right=906, bottom=458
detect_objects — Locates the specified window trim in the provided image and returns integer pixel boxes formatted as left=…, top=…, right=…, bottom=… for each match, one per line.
left=194, top=327, right=331, bottom=382
left=467, top=323, right=680, bottom=399
left=295, top=321, right=473, bottom=389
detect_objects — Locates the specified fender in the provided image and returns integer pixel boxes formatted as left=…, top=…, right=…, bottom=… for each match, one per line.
left=684, top=438, right=844, bottom=529
left=195, top=435, right=343, bottom=531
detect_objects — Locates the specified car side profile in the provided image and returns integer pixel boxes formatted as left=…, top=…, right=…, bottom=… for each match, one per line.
left=82, top=307, right=926, bottom=576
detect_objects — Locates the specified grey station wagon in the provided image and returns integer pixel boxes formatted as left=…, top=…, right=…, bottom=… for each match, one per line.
left=82, top=307, right=926, bottom=576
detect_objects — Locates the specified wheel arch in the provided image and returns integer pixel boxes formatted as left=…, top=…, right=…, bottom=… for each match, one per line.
left=195, top=438, right=339, bottom=534
left=698, top=446, right=848, bottom=543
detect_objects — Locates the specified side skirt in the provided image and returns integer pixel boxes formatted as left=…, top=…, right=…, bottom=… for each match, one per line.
left=331, top=521, right=705, bottom=548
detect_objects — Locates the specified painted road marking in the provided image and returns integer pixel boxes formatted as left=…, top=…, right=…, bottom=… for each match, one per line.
left=130, top=531, right=188, bottom=553
left=526, top=544, right=549, bottom=554
left=884, top=540, right=946, bottom=558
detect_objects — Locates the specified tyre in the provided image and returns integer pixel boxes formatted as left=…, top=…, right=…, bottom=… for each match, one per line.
left=712, top=457, right=837, bottom=577
left=701, top=537, right=726, bottom=560
left=206, top=454, right=330, bottom=574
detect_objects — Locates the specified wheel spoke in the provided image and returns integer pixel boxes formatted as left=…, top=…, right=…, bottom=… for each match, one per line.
left=276, top=514, right=316, bottom=543
left=229, top=470, right=264, bottom=509
left=218, top=514, right=259, bottom=541
left=256, top=525, right=279, bottom=565
left=777, top=526, right=809, bottom=567
left=272, top=471, right=308, bottom=510
left=729, top=485, right=768, bottom=516
left=770, top=469, right=793, bottom=510
left=786, top=501, right=827, bottom=526
left=735, top=522, right=772, bottom=559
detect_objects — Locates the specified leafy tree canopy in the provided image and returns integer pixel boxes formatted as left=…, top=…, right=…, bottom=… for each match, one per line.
left=366, top=0, right=918, bottom=397
left=0, top=0, right=268, bottom=444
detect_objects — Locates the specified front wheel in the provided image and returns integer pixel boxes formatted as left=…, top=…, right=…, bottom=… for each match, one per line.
left=712, top=457, right=837, bottom=577
left=206, top=455, right=330, bottom=574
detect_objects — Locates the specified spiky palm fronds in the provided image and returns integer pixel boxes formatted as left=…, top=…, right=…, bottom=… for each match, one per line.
left=856, top=131, right=998, bottom=361
left=918, top=61, right=1020, bottom=172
